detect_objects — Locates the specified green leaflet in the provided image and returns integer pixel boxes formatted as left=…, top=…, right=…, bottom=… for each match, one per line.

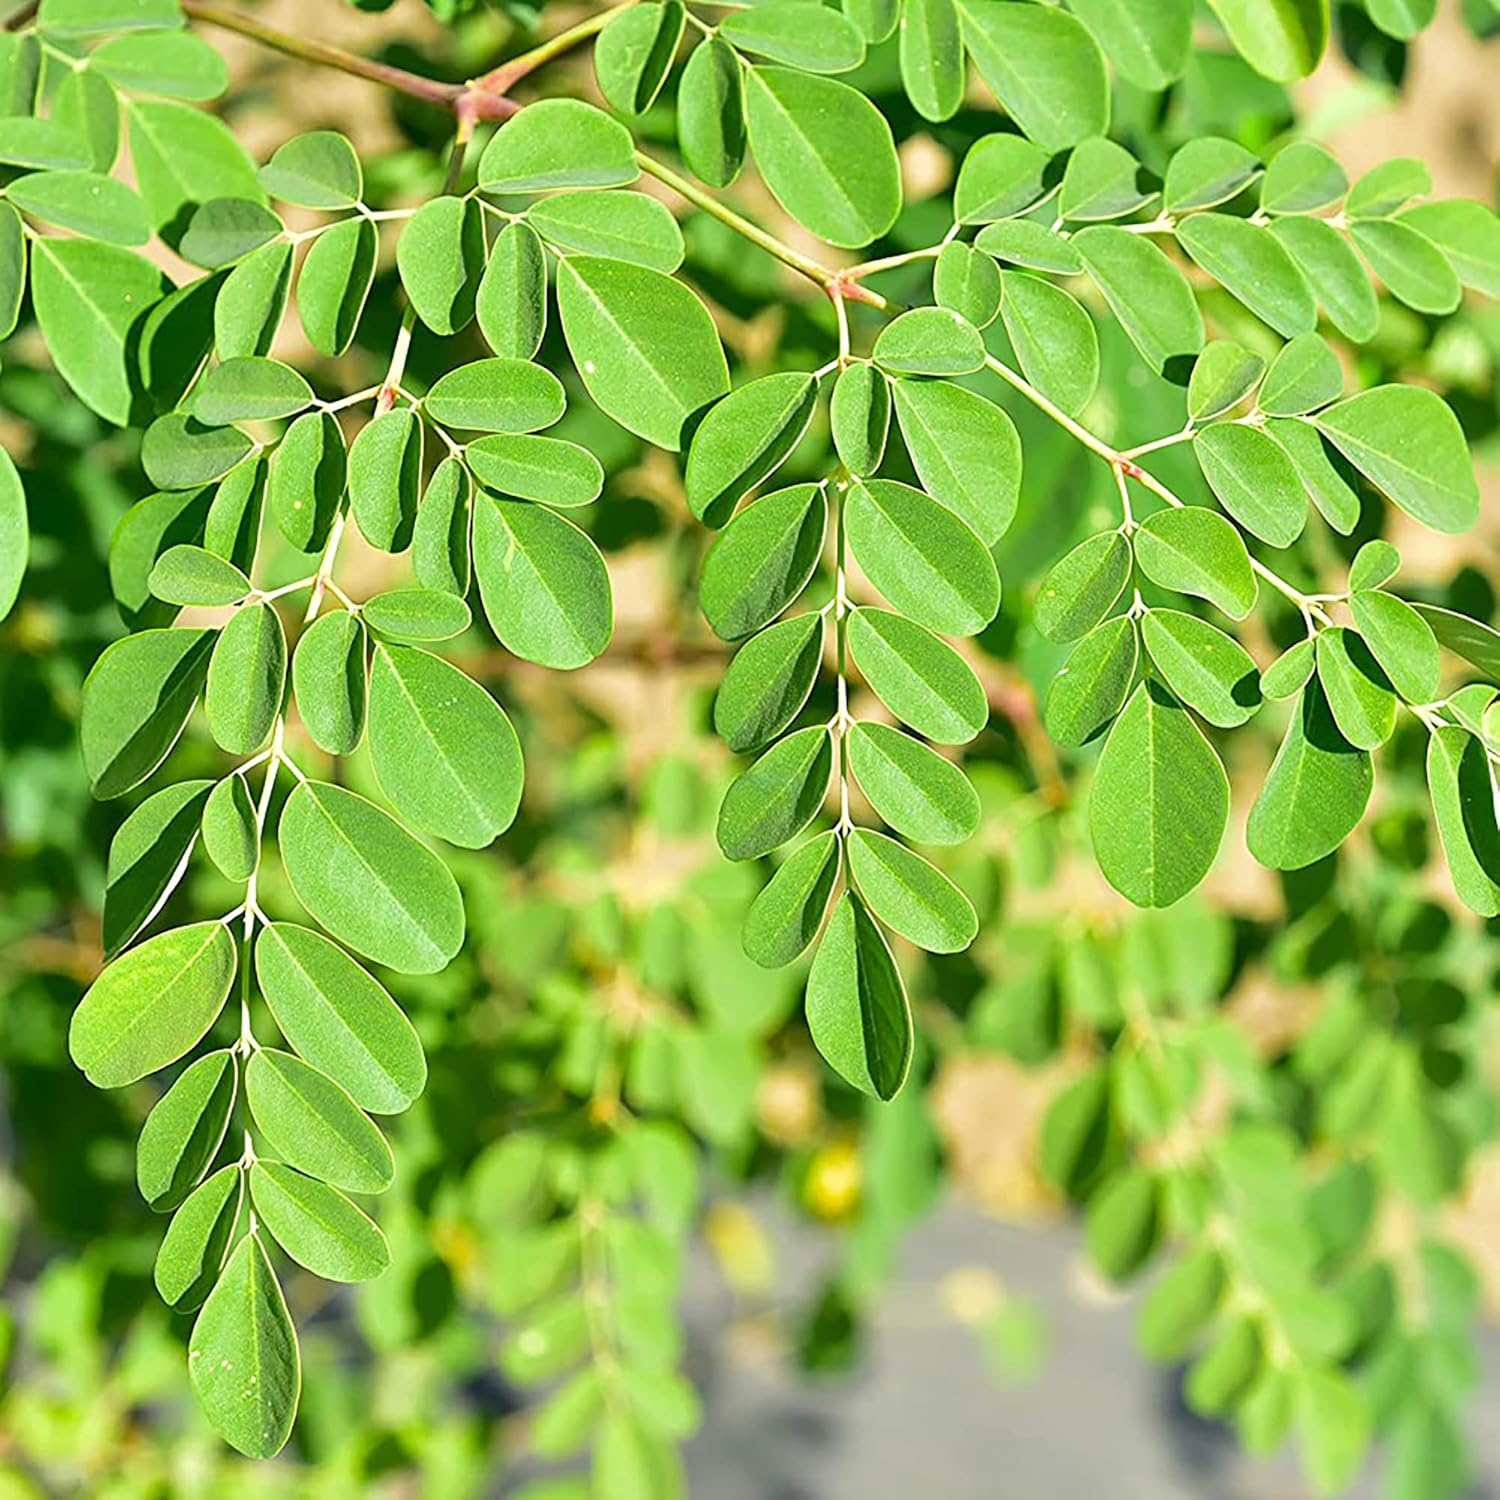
left=471, top=496, right=613, bottom=669
left=292, top=610, right=367, bottom=755
left=128, top=99, right=262, bottom=242
left=259, top=130, right=361, bottom=209
left=423, top=357, right=566, bottom=435
left=846, top=479, right=1000, bottom=639
left=976, top=219, right=1082, bottom=274
left=362, top=588, right=471, bottom=642
left=1137, top=1247, right=1226, bottom=1359
left=1188, top=342, right=1266, bottom=423
left=1133, top=506, right=1256, bottom=620
left=1260, top=142, right=1347, bottom=215
left=91, top=30, right=227, bottom=99
left=413, top=458, right=471, bottom=596
left=216, top=240, right=293, bottom=360
left=595, top=1, right=685, bottom=116
left=40, top=0, right=181, bottom=35
left=53, top=66, right=117, bottom=171
left=1264, top=417, right=1359, bottom=535
left=368, top=642, right=523, bottom=849
left=1069, top=0, right=1191, bottom=90
left=206, top=602, right=285, bottom=754
left=245, top=1048, right=394, bottom=1194
left=527, top=189, right=685, bottom=272
left=477, top=221, right=547, bottom=360
left=722, top=0, right=865, bottom=72
left=1059, top=137, right=1155, bottom=224
left=805, top=890, right=912, bottom=1100
left=256, top=922, right=426, bottom=1114
left=81, top=626, right=214, bottom=798
left=698, top=483, right=826, bottom=640
left=1426, top=727, right=1500, bottom=918
left=1174, top=214, right=1316, bottom=339
left=188, top=1234, right=299, bottom=1459
left=1086, top=1165, right=1160, bottom=1281
left=270, top=410, right=345, bottom=554
left=1346, top=157, right=1429, bottom=219
left=1400, top=199, right=1500, bottom=298
left=466, top=434, right=604, bottom=508
left=684, top=372, right=818, bottom=528
left=1348, top=589, right=1440, bottom=703
left=7, top=168, right=149, bottom=245
left=277, top=780, right=465, bottom=975
left=873, top=308, right=984, bottom=378
left=102, top=778, right=213, bottom=956
left=30, top=238, right=167, bottom=425
left=142, top=414, right=253, bottom=491
left=138, top=274, right=221, bottom=410
left=957, top=0, right=1107, bottom=150
left=1348, top=218, right=1460, bottom=315
left=1088, top=681, right=1228, bottom=908
left=110, top=488, right=213, bottom=629
left=901, top=0, right=964, bottom=121
left=831, top=363, right=890, bottom=477
left=202, top=772, right=258, bottom=881
left=1266, top=216, right=1378, bottom=343
left=193, top=356, right=309, bottom=426
left=1411, top=603, right=1500, bottom=679
left=1040, top=1067, right=1114, bottom=1200
left=1194, top=423, right=1305, bottom=548
left=1043, top=614, right=1138, bottom=748
left=137, top=1049, right=237, bottom=1212
left=1315, top=627, right=1396, bottom=750
left=0, top=202, right=24, bottom=341
left=1348, top=539, right=1401, bottom=593
left=715, top=614, right=823, bottom=755
left=848, top=722, right=979, bottom=846
left=847, top=828, right=976, bottom=953
left=846, top=606, right=988, bottom=744
left=148, top=544, right=250, bottom=607
left=70, top=921, right=236, bottom=1088
left=155, top=1164, right=242, bottom=1313
left=1073, top=226, right=1202, bottom=381
left=177, top=198, right=282, bottom=271
left=477, top=98, right=638, bottom=193
left=743, top=65, right=901, bottom=248
left=1259, top=332, right=1341, bottom=417
left=556, top=255, right=729, bottom=451
left=1034, top=531, right=1131, bottom=644
left=953, top=133, right=1053, bottom=223
left=932, top=241, right=1001, bottom=328
left=297, top=215, right=377, bottom=358
left=716, top=725, right=833, bottom=861
left=1247, top=678, right=1373, bottom=870
left=349, top=407, right=422, bottom=552
left=1314, top=386, right=1478, bottom=535
left=742, top=831, right=839, bottom=968
left=998, top=272, right=1099, bottom=418
left=249, top=1162, right=389, bottom=1283
left=1163, top=138, right=1261, bottom=214
left=396, top=196, right=484, bottom=335
left=1140, top=609, right=1261, bottom=729
left=1204, top=0, right=1328, bottom=80
left=677, top=37, right=746, bottom=189
left=890, top=378, right=1022, bottom=545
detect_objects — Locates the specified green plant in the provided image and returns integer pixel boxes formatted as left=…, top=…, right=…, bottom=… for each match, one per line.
left=2, top=0, right=1499, bottom=1489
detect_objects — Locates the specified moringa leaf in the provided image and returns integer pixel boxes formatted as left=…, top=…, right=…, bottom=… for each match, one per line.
left=1034, top=531, right=1131, bottom=643
left=1188, top=341, right=1265, bottom=422
left=297, top=216, right=377, bottom=358
left=245, top=1048, right=393, bottom=1194
left=721, top=1, right=865, bottom=73
left=698, top=483, right=826, bottom=640
left=1133, top=506, right=1256, bottom=619
left=1348, top=589, right=1439, bottom=703
left=292, top=610, right=366, bottom=755
left=847, top=827, right=977, bottom=952
left=716, top=725, right=832, bottom=860
left=361, top=588, right=471, bottom=643
left=1089, top=680, right=1228, bottom=907
left=423, top=358, right=565, bottom=435
left=155, top=1164, right=241, bottom=1314
left=1194, top=422, right=1306, bottom=548
left=846, top=606, right=988, bottom=744
left=258, top=130, right=361, bottom=209
left=595, top=1, right=685, bottom=116
left=677, top=36, right=746, bottom=189
left=805, top=891, right=912, bottom=1100
left=1315, top=627, right=1396, bottom=750
left=477, top=221, right=547, bottom=360
left=413, top=458, right=471, bottom=597
left=137, top=1049, right=237, bottom=1212
left=953, top=132, right=1053, bottom=223
left=1266, top=216, right=1378, bottom=343
left=1260, top=141, right=1347, bottom=215
left=714, top=614, right=824, bottom=754
left=249, top=1162, right=389, bottom=1282
left=1427, top=726, right=1500, bottom=918
left=477, top=98, right=638, bottom=193
left=189, top=1233, right=299, bottom=1458
left=831, top=363, right=890, bottom=477
left=526, top=189, right=685, bottom=272
left=149, top=544, right=251, bottom=607
left=1044, top=613, right=1137, bottom=748
left=277, top=780, right=465, bottom=975
left=1203, top=0, right=1327, bottom=80
left=999, top=272, right=1099, bottom=417
left=70, top=921, right=236, bottom=1088
left=742, top=831, right=839, bottom=968
left=205, top=602, right=284, bottom=754
left=848, top=722, right=979, bottom=845
left=102, top=778, right=213, bottom=956
left=1175, top=213, right=1316, bottom=339
left=349, top=407, right=422, bottom=553
left=201, top=772, right=258, bottom=881
left=466, top=434, right=604, bottom=508
left=368, top=642, right=524, bottom=849
left=396, top=196, right=484, bottom=336
left=270, top=410, right=344, bottom=555
left=216, top=239, right=292, bottom=360
left=1259, top=332, right=1341, bottom=417
left=1073, top=226, right=1202, bottom=380
left=873, top=308, right=985, bottom=377
left=256, top=922, right=426, bottom=1114
left=1140, top=609, right=1261, bottom=728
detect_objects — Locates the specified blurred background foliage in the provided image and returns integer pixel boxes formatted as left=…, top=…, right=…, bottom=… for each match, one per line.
left=3, top=0, right=1500, bottom=1494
